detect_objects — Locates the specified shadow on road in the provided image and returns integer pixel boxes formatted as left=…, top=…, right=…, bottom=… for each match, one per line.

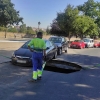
left=0, top=50, right=100, bottom=100
left=57, top=53, right=100, bottom=68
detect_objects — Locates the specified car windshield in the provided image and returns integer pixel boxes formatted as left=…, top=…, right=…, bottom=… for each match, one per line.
left=21, top=40, right=47, bottom=49
left=83, top=39, right=90, bottom=42
left=21, top=40, right=31, bottom=49
left=74, top=40, right=81, bottom=42
left=49, top=37, right=62, bottom=43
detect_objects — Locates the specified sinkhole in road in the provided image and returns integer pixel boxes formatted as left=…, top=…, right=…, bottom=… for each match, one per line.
left=44, top=60, right=82, bottom=74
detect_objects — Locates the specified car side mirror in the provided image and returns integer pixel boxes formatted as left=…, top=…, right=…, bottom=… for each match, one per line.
left=46, top=47, right=50, bottom=50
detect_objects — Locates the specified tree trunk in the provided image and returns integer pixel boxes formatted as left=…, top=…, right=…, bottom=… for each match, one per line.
left=5, top=28, right=7, bottom=38
left=80, top=33, right=83, bottom=39
left=68, top=32, right=71, bottom=41
left=68, top=32, right=71, bottom=47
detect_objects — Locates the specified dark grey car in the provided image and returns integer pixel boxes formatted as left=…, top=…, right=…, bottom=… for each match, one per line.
left=11, top=39, right=57, bottom=66
left=49, top=36, right=68, bottom=55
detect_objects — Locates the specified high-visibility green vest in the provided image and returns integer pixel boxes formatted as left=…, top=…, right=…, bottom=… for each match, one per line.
left=28, top=38, right=46, bottom=51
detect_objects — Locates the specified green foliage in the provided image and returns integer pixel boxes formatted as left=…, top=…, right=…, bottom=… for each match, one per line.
left=78, top=0, right=100, bottom=18
left=73, top=15, right=99, bottom=38
left=78, top=0, right=100, bottom=28
left=26, top=26, right=35, bottom=34
left=51, top=4, right=79, bottom=40
left=0, top=0, right=23, bottom=27
left=0, top=0, right=23, bottom=38
left=0, top=26, right=6, bottom=31
left=38, top=29, right=47, bottom=35
left=19, top=24, right=27, bottom=33
left=7, top=27, right=17, bottom=33
left=46, top=26, right=50, bottom=35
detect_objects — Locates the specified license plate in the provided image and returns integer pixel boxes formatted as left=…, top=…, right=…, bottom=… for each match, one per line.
left=17, top=60, right=26, bottom=63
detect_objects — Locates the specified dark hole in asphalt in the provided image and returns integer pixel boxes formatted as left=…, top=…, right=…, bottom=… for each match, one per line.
left=44, top=60, right=82, bottom=74
left=44, top=65, right=80, bottom=73
left=9, top=60, right=82, bottom=74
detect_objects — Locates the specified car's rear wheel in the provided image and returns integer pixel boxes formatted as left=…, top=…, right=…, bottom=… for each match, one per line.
left=65, top=47, right=68, bottom=53
left=58, top=48, right=62, bottom=55
left=53, top=51, right=57, bottom=59
left=80, top=46, right=82, bottom=49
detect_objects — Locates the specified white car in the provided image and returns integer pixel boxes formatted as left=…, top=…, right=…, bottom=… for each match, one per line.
left=83, top=38, right=94, bottom=48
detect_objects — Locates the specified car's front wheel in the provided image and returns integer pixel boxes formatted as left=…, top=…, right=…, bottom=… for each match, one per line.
left=58, top=48, right=62, bottom=55
left=65, top=47, right=68, bottom=53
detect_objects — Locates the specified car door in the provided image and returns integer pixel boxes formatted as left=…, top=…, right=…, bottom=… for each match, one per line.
left=83, top=41, right=85, bottom=48
left=49, top=41, right=57, bottom=55
left=81, top=40, right=85, bottom=48
left=63, top=37, right=68, bottom=51
left=61, top=38, right=65, bottom=51
left=46, top=40, right=53, bottom=61
left=89, top=40, right=92, bottom=47
left=91, top=40, right=94, bottom=47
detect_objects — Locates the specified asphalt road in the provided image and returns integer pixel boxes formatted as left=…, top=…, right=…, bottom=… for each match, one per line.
left=0, top=48, right=100, bottom=100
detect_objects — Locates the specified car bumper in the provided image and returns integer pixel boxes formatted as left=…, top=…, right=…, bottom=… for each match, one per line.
left=70, top=45, right=81, bottom=48
left=11, top=57, right=32, bottom=66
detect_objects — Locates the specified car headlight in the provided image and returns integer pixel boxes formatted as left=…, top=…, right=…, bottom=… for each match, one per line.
left=12, top=52, right=16, bottom=57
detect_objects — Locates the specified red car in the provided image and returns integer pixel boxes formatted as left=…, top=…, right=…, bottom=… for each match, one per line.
left=70, top=40, right=85, bottom=49
left=94, top=41, right=100, bottom=48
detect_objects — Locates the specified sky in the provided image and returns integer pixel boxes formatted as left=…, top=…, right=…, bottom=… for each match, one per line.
left=11, top=0, right=100, bottom=29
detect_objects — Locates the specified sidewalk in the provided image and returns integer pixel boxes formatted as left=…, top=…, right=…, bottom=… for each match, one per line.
left=0, top=42, right=24, bottom=64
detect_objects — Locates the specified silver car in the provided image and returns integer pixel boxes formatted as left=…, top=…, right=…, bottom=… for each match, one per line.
left=83, top=38, right=94, bottom=48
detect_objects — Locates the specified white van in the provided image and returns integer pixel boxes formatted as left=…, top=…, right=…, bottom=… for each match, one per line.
left=83, top=38, right=94, bottom=48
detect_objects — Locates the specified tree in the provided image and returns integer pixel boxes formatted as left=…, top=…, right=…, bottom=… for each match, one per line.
left=78, top=0, right=100, bottom=37
left=46, top=26, right=50, bottom=35
left=0, top=26, right=6, bottom=32
left=26, top=26, right=35, bottom=34
left=19, top=24, right=27, bottom=33
left=0, top=0, right=23, bottom=38
left=8, top=27, right=17, bottom=32
left=73, top=15, right=99, bottom=39
left=78, top=0, right=100, bottom=19
left=52, top=4, right=79, bottom=41
left=50, top=20, right=66, bottom=36
left=7, top=26, right=18, bottom=38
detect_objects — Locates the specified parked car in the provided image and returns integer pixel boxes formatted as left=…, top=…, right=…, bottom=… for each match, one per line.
left=49, top=36, right=68, bottom=55
left=94, top=41, right=100, bottom=48
left=83, top=38, right=94, bottom=48
left=70, top=40, right=85, bottom=49
left=11, top=39, right=57, bottom=66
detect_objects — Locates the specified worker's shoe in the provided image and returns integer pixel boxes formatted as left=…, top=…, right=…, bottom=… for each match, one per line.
left=37, top=76, right=42, bottom=80
left=28, top=79, right=37, bottom=82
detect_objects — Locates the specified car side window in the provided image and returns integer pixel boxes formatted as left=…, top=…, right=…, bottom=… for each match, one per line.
left=49, top=41, right=53, bottom=46
left=46, top=41, right=50, bottom=47
left=21, top=40, right=30, bottom=49
left=64, top=38, right=67, bottom=42
left=62, top=38, right=64, bottom=42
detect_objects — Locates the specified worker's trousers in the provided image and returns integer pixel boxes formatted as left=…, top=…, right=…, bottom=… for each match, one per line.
left=32, top=52, right=43, bottom=80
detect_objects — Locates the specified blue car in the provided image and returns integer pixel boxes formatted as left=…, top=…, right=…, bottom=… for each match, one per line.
left=11, top=39, right=57, bottom=66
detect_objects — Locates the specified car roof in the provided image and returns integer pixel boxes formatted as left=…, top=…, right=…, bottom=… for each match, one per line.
left=28, top=39, right=48, bottom=42
left=49, top=36, right=64, bottom=38
left=83, top=38, right=93, bottom=40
